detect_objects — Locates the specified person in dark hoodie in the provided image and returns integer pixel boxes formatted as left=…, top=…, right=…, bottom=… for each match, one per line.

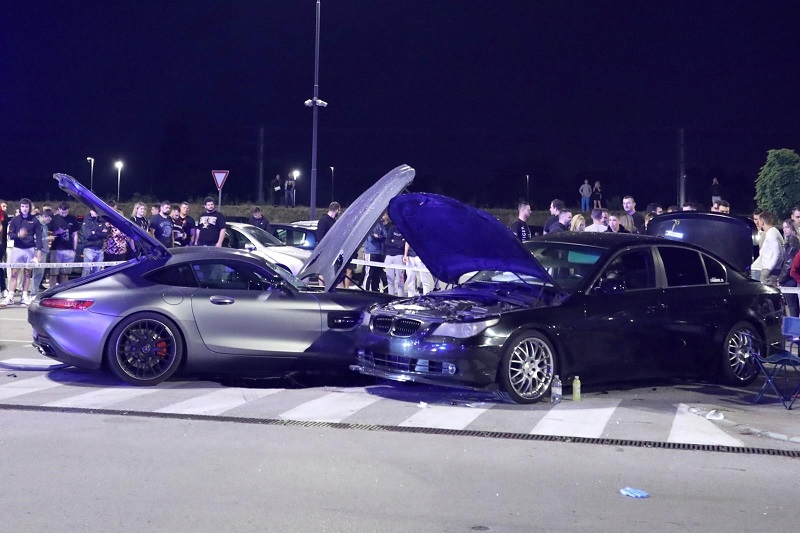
left=2, top=198, right=43, bottom=306
left=82, top=208, right=110, bottom=277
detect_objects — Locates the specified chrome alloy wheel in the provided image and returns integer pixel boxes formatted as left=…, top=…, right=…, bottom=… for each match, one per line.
left=114, top=318, right=179, bottom=382
left=725, top=325, right=759, bottom=382
left=506, top=336, right=554, bottom=400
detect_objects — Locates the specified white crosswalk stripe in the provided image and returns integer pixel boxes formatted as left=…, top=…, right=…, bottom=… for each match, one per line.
left=45, top=382, right=182, bottom=409
left=0, top=375, right=66, bottom=400
left=532, top=399, right=621, bottom=438
left=156, top=387, right=284, bottom=416
left=668, top=403, right=743, bottom=447
left=400, top=404, right=491, bottom=430
left=278, top=390, right=381, bottom=422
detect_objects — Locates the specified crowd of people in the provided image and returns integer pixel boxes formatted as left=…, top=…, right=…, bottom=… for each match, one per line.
left=0, top=196, right=234, bottom=306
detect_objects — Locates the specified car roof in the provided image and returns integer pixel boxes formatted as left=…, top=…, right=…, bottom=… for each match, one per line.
left=530, top=231, right=666, bottom=247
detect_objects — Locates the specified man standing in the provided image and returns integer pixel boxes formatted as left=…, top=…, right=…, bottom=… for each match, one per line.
left=542, top=199, right=565, bottom=234
left=756, top=211, right=784, bottom=287
left=547, top=211, right=573, bottom=234
left=584, top=208, right=609, bottom=232
left=316, top=202, right=341, bottom=244
left=508, top=201, right=531, bottom=241
left=31, top=208, right=53, bottom=297
left=383, top=215, right=406, bottom=296
left=2, top=199, right=43, bottom=306
left=249, top=206, right=271, bottom=233
left=363, top=218, right=386, bottom=292
left=285, top=173, right=296, bottom=207
left=49, top=202, right=80, bottom=288
left=0, top=200, right=7, bottom=298
left=81, top=208, right=109, bottom=277
left=149, top=200, right=174, bottom=248
left=194, top=197, right=227, bottom=247
left=579, top=180, right=592, bottom=212
left=271, top=174, right=282, bottom=206
left=174, top=201, right=196, bottom=247
left=622, top=196, right=645, bottom=231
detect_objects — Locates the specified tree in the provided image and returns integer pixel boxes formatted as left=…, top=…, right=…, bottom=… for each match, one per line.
left=754, top=149, right=800, bottom=218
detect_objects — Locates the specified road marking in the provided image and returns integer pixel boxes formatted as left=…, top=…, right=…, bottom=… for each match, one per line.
left=44, top=382, right=182, bottom=409
left=668, top=403, right=743, bottom=447
left=1, top=358, right=65, bottom=368
left=0, top=318, right=29, bottom=321
left=156, top=387, right=283, bottom=416
left=399, top=404, right=491, bottom=430
left=279, top=390, right=381, bottom=422
left=0, top=339, right=32, bottom=344
left=532, top=399, right=621, bottom=438
left=0, top=375, right=65, bottom=400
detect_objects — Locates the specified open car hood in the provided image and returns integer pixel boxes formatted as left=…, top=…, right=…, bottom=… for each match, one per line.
left=646, top=212, right=755, bottom=272
left=53, top=173, right=168, bottom=259
left=297, top=164, right=415, bottom=291
left=389, top=193, right=551, bottom=285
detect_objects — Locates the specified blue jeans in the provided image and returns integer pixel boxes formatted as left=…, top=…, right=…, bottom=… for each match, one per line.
left=581, top=196, right=590, bottom=212
left=82, top=247, right=104, bottom=277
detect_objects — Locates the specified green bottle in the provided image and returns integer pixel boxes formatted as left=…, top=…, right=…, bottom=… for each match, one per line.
left=573, top=375, right=582, bottom=401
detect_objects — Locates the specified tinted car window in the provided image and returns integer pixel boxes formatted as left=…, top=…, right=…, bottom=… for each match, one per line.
left=524, top=242, right=605, bottom=292
left=658, top=246, right=707, bottom=286
left=703, top=255, right=727, bottom=284
left=599, top=249, right=655, bottom=291
left=145, top=265, right=198, bottom=288
left=192, top=262, right=272, bottom=291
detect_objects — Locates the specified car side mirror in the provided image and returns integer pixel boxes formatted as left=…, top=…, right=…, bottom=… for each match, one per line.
left=595, top=277, right=626, bottom=294
left=244, top=243, right=256, bottom=252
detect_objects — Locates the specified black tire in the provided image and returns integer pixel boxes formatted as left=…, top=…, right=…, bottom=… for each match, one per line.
left=496, top=330, right=556, bottom=404
left=720, top=321, right=759, bottom=386
left=106, top=312, right=184, bottom=386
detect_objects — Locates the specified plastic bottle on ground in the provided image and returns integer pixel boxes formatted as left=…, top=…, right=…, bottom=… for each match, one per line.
left=573, top=375, right=582, bottom=401
left=551, top=375, right=562, bottom=404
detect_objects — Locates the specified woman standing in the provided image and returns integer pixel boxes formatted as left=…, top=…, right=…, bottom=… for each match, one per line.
left=130, top=202, right=149, bottom=231
left=591, top=181, right=602, bottom=208
left=780, top=219, right=800, bottom=316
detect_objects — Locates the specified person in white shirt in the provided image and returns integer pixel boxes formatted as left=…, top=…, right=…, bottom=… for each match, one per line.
left=756, top=211, right=784, bottom=287
left=584, top=208, right=609, bottom=233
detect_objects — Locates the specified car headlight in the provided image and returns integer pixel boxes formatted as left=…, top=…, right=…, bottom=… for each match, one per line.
left=431, top=319, right=499, bottom=338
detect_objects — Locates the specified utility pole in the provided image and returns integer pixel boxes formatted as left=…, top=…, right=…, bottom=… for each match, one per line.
left=304, top=0, right=327, bottom=219
left=257, top=126, right=265, bottom=203
left=678, top=128, right=686, bottom=207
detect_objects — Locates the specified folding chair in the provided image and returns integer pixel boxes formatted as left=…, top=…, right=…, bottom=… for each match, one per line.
left=747, top=317, right=800, bottom=409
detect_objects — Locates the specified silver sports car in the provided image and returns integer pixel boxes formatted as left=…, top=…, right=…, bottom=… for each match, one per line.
left=28, top=165, right=414, bottom=385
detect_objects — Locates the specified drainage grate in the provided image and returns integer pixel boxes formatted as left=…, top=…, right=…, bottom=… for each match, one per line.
left=2, top=403, right=799, bottom=458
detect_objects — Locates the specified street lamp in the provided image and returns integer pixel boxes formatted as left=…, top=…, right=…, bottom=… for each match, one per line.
left=304, top=0, right=327, bottom=219
left=115, top=161, right=123, bottom=202
left=330, top=166, right=334, bottom=202
left=86, top=157, right=95, bottom=192
left=291, top=170, right=300, bottom=207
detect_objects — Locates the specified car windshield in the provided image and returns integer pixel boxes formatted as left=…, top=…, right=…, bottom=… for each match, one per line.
left=523, top=241, right=606, bottom=293
left=240, top=225, right=286, bottom=247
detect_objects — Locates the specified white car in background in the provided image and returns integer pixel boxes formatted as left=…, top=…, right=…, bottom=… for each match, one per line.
left=224, top=222, right=311, bottom=276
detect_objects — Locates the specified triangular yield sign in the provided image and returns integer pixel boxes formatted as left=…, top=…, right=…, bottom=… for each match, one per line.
left=212, top=170, right=229, bottom=190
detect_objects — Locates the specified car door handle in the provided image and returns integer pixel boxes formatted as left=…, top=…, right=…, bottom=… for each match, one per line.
left=209, top=296, right=235, bottom=305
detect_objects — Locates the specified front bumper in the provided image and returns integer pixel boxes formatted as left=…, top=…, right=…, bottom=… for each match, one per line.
left=352, top=331, right=503, bottom=390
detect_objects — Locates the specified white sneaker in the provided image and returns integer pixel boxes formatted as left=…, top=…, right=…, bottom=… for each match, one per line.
left=22, top=294, right=32, bottom=306
left=1, top=290, right=7, bottom=298
left=0, top=296, right=13, bottom=307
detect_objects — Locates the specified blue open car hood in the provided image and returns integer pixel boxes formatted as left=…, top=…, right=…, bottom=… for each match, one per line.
left=53, top=173, right=168, bottom=259
left=297, top=164, right=415, bottom=291
left=388, top=193, right=551, bottom=285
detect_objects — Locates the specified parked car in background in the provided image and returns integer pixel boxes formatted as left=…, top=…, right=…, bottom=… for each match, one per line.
left=224, top=222, right=311, bottom=276
left=271, top=221, right=318, bottom=250
left=353, top=193, right=784, bottom=404
left=29, top=166, right=414, bottom=385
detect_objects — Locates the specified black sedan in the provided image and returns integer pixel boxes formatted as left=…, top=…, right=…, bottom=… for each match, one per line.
left=352, top=193, right=784, bottom=403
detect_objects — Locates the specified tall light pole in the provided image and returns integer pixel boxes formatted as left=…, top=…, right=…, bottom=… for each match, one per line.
left=304, top=0, right=327, bottom=219
left=86, top=157, right=95, bottom=192
left=115, top=161, right=123, bottom=202
left=292, top=169, right=300, bottom=208
left=330, top=166, right=335, bottom=202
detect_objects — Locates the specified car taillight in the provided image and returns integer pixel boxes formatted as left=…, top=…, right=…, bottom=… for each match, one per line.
left=39, top=299, right=94, bottom=310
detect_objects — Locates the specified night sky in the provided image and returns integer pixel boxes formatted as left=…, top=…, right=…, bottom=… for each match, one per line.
left=3, top=1, right=799, bottom=212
